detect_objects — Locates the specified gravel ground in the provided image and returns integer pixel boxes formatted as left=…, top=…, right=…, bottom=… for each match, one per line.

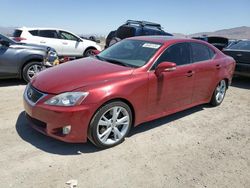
left=0, top=77, right=249, bottom=188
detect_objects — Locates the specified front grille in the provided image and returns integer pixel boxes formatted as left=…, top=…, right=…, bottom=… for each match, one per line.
left=26, top=85, right=45, bottom=104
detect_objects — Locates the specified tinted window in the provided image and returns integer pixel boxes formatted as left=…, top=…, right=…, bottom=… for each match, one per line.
left=59, top=31, right=78, bottom=41
left=39, top=30, right=58, bottom=38
left=29, top=30, right=39, bottom=36
left=13, top=30, right=22, bottom=37
left=153, top=43, right=191, bottom=68
left=191, top=43, right=212, bottom=62
left=229, top=41, right=250, bottom=50
left=116, top=26, right=136, bottom=39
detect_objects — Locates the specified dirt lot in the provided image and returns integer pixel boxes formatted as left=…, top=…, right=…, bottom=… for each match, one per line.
left=0, top=77, right=249, bottom=188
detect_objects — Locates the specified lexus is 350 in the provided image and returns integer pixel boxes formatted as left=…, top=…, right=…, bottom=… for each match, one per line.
left=23, top=36, right=235, bottom=148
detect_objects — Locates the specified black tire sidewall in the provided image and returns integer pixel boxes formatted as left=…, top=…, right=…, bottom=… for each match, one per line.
left=88, top=101, right=132, bottom=149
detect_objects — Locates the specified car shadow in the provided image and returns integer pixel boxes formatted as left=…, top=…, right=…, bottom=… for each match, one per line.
left=129, top=104, right=205, bottom=136
left=231, top=76, right=250, bottom=89
left=0, top=79, right=26, bottom=87
left=16, top=105, right=205, bottom=155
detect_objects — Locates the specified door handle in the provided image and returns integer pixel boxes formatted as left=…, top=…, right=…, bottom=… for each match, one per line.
left=40, top=41, right=46, bottom=44
left=216, top=64, right=221, bottom=69
left=236, top=53, right=242, bottom=57
left=62, top=42, right=68, bottom=45
left=185, top=70, right=194, bottom=77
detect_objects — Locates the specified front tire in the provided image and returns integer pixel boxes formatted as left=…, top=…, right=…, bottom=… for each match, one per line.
left=22, top=62, right=44, bottom=83
left=88, top=101, right=132, bottom=149
left=210, top=79, right=227, bottom=106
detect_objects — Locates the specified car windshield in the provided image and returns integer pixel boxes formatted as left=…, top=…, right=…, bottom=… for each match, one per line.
left=0, top=33, right=16, bottom=44
left=227, top=41, right=250, bottom=51
left=97, top=39, right=162, bottom=67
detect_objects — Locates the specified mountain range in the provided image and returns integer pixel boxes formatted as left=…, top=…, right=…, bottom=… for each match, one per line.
left=173, top=26, right=250, bottom=39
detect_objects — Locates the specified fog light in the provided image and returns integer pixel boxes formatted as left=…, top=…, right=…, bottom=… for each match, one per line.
left=62, top=125, right=71, bottom=135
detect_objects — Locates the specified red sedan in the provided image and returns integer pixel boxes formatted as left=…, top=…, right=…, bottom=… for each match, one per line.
left=23, top=36, right=235, bottom=148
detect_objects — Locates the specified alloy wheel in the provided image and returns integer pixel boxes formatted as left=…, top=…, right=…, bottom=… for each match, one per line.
left=27, top=64, right=43, bottom=80
left=215, top=80, right=226, bottom=103
left=97, top=106, right=130, bottom=145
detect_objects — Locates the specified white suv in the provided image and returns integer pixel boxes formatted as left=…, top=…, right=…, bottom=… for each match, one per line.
left=13, top=28, right=101, bottom=57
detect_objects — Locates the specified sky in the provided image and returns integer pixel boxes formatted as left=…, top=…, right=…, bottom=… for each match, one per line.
left=0, top=0, right=250, bottom=36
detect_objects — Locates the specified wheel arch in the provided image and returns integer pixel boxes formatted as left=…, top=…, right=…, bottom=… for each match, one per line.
left=19, top=56, right=44, bottom=78
left=83, top=46, right=97, bottom=56
left=87, top=97, right=136, bottom=136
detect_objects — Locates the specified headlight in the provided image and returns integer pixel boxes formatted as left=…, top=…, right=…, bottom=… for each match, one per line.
left=45, top=92, right=89, bottom=106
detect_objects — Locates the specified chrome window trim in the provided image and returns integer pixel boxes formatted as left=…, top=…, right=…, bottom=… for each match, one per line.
left=148, top=41, right=217, bottom=72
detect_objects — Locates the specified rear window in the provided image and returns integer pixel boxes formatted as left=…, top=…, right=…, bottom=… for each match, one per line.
left=116, top=26, right=136, bottom=39
left=39, top=30, right=58, bottom=38
left=29, top=30, right=39, bottom=36
left=191, top=42, right=214, bottom=62
left=13, top=30, right=22, bottom=37
left=229, top=41, right=250, bottom=51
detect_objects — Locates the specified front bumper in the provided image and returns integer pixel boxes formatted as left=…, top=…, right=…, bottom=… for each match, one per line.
left=23, top=88, right=97, bottom=143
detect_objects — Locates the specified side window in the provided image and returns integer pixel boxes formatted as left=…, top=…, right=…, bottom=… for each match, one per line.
left=39, top=30, right=58, bottom=39
left=59, top=31, right=78, bottom=41
left=191, top=42, right=213, bottom=62
left=153, top=43, right=191, bottom=69
left=29, top=30, right=39, bottom=36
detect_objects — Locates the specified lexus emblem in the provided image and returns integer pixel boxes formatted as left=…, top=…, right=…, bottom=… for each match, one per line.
left=27, top=89, right=33, bottom=98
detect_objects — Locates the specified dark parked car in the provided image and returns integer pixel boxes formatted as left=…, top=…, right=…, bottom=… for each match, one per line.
left=23, top=36, right=235, bottom=148
left=192, top=36, right=229, bottom=51
left=105, top=20, right=173, bottom=48
left=223, top=40, right=250, bottom=77
left=0, top=33, right=58, bottom=82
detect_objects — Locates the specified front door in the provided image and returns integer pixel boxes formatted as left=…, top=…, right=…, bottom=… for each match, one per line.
left=148, top=42, right=195, bottom=117
left=0, top=43, right=18, bottom=77
left=58, top=31, right=83, bottom=57
left=190, top=42, right=218, bottom=103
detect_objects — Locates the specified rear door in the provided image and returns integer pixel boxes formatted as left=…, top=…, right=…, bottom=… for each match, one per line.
left=191, top=42, right=218, bottom=103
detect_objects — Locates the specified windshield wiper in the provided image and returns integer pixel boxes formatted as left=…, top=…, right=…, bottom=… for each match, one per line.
left=105, top=58, right=135, bottom=68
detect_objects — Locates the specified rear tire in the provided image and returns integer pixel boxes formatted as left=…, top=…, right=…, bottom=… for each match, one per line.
left=88, top=101, right=132, bottom=149
left=210, top=79, right=227, bottom=106
left=22, top=62, right=44, bottom=83
left=84, top=48, right=96, bottom=57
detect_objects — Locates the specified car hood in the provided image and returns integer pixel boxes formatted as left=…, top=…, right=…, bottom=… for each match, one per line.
left=11, top=42, right=52, bottom=52
left=31, top=57, right=134, bottom=94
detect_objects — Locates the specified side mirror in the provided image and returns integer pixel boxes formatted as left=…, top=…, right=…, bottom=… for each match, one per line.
left=0, top=40, right=10, bottom=47
left=155, top=62, right=176, bottom=77
left=92, top=50, right=101, bottom=55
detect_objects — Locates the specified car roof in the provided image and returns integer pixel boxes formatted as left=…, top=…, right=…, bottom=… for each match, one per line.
left=129, top=35, right=206, bottom=45
left=16, top=27, right=69, bottom=31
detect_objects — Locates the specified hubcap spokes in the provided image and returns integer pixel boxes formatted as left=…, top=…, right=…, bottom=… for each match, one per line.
left=216, top=80, right=226, bottom=103
left=97, top=106, right=130, bottom=145
left=27, top=65, right=42, bottom=80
